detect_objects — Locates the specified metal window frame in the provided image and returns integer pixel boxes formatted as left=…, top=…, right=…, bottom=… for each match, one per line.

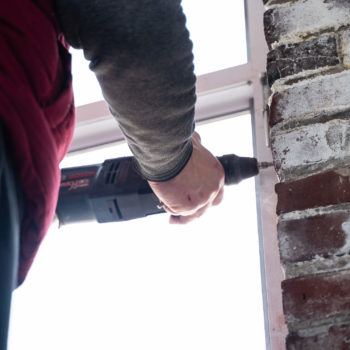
left=69, top=1, right=287, bottom=348
left=70, top=63, right=255, bottom=152
left=245, top=1, right=288, bottom=349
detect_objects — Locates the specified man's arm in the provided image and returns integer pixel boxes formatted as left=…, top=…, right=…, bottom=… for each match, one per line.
left=56, top=0, right=196, bottom=181
left=55, top=0, right=225, bottom=221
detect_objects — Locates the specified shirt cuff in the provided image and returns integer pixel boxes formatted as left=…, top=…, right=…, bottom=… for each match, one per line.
left=138, top=141, right=193, bottom=182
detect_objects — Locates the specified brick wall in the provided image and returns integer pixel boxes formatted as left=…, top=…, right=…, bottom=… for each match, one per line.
left=263, top=0, right=350, bottom=348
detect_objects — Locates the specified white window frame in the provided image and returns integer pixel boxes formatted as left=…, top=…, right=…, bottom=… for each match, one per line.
left=69, top=1, right=287, bottom=349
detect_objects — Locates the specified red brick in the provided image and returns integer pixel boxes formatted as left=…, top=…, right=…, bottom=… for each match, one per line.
left=282, top=271, right=350, bottom=323
left=276, top=171, right=350, bottom=214
left=279, top=212, right=349, bottom=264
left=286, top=325, right=350, bottom=350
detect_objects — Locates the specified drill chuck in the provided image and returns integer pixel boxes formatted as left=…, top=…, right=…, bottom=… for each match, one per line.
left=217, top=154, right=259, bottom=185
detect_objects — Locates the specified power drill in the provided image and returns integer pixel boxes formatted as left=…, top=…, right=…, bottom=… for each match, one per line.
left=56, top=154, right=272, bottom=225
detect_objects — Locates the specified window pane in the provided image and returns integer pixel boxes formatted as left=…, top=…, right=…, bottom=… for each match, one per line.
left=9, top=114, right=265, bottom=350
left=71, top=48, right=104, bottom=107
left=71, top=1, right=248, bottom=106
left=182, top=0, right=247, bottom=75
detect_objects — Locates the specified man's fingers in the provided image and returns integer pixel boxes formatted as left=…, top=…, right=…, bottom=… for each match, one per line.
left=212, top=187, right=224, bottom=206
left=167, top=184, right=224, bottom=224
left=169, top=213, right=198, bottom=225
left=160, top=202, right=177, bottom=215
left=169, top=215, right=190, bottom=225
left=163, top=189, right=219, bottom=217
left=192, top=131, right=201, bottom=143
left=169, top=201, right=211, bottom=224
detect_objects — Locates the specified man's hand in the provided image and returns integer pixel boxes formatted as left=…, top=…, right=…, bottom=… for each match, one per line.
left=148, top=132, right=225, bottom=224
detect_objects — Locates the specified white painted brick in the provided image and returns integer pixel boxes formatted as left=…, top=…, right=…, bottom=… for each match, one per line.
left=341, top=30, right=350, bottom=69
left=266, top=0, right=350, bottom=47
left=284, top=255, right=350, bottom=280
left=270, top=70, right=350, bottom=125
left=272, top=119, right=350, bottom=181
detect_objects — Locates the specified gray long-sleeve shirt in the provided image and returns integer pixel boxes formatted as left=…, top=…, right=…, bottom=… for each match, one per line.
left=55, top=0, right=196, bottom=181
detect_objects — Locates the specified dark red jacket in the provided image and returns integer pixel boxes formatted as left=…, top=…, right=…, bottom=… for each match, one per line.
left=0, top=0, right=75, bottom=285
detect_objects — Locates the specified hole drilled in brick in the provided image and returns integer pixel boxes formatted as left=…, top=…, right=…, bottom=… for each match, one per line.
left=335, top=252, right=346, bottom=257
left=302, top=293, right=307, bottom=301
left=344, top=336, right=350, bottom=343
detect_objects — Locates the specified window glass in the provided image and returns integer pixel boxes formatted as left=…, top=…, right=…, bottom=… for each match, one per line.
left=9, top=115, right=265, bottom=350
left=182, top=0, right=247, bottom=75
left=71, top=48, right=104, bottom=107
left=71, top=0, right=248, bottom=106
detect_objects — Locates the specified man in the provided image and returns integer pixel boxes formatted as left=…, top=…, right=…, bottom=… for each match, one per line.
left=0, top=0, right=224, bottom=348
left=56, top=0, right=225, bottom=223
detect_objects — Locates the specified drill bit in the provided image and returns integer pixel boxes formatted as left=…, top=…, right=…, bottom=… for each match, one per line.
left=258, top=161, right=274, bottom=170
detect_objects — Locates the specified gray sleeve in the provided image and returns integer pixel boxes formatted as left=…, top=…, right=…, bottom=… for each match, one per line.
left=55, top=0, right=196, bottom=182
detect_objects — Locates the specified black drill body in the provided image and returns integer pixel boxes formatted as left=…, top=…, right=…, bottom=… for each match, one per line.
left=56, top=154, right=259, bottom=225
